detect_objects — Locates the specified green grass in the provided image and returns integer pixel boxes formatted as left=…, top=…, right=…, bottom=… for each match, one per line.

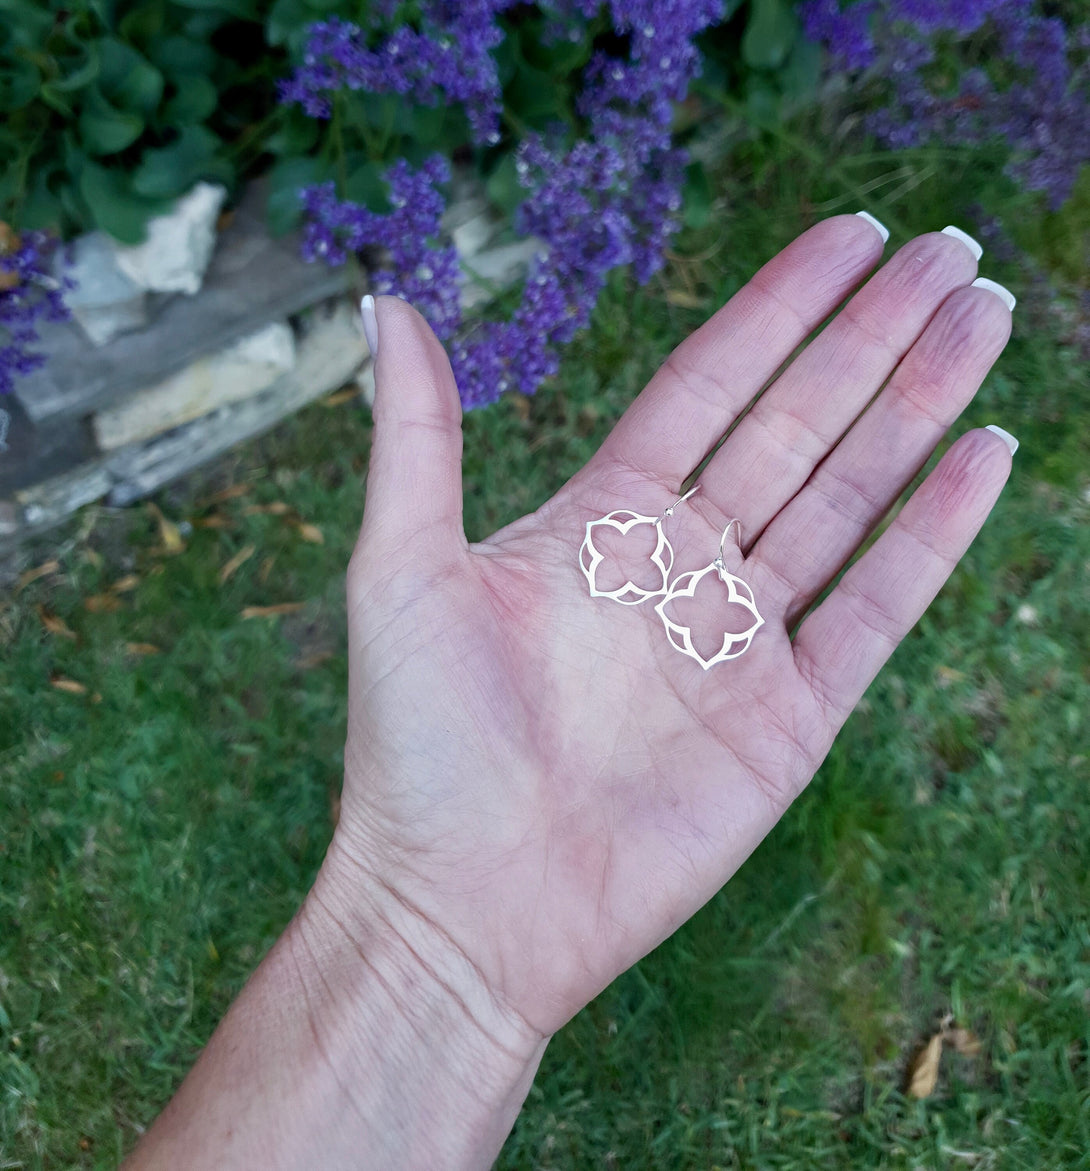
left=3, top=122, right=1090, bottom=1168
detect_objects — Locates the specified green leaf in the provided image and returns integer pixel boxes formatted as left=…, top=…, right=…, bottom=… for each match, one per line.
left=0, top=58, right=41, bottom=112
left=266, top=0, right=312, bottom=47
left=79, top=88, right=145, bottom=155
left=171, top=0, right=260, bottom=19
left=742, top=0, right=797, bottom=71
left=779, top=37, right=822, bottom=102
left=682, top=161, right=713, bottom=230
left=265, top=156, right=330, bottom=237
left=263, top=110, right=320, bottom=156
left=119, top=0, right=167, bottom=46
left=486, top=152, right=525, bottom=216
left=130, top=125, right=230, bottom=198
left=19, top=168, right=67, bottom=232
left=407, top=102, right=447, bottom=147
left=343, top=159, right=390, bottom=214
left=146, top=35, right=216, bottom=79
left=0, top=1, right=54, bottom=48
left=520, top=20, right=589, bottom=75
left=51, top=42, right=102, bottom=95
left=95, top=37, right=164, bottom=115
left=162, top=75, right=218, bottom=124
left=78, top=162, right=170, bottom=243
left=506, top=61, right=567, bottom=121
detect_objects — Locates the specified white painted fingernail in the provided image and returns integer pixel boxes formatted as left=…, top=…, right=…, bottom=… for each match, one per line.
left=986, top=424, right=1019, bottom=455
left=971, top=277, right=1016, bottom=311
left=360, top=294, right=379, bottom=358
left=941, top=225, right=983, bottom=260
left=855, top=210, right=889, bottom=243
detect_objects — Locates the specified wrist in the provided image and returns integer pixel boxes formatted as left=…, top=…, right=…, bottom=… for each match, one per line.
left=293, top=834, right=548, bottom=1168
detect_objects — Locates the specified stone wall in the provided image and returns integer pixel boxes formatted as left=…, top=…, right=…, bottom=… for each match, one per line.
left=1, top=170, right=521, bottom=553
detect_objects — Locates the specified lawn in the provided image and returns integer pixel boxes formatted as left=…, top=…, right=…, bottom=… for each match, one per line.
left=2, top=119, right=1089, bottom=1168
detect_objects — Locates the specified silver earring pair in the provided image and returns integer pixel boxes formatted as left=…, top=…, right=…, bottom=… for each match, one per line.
left=579, top=488, right=764, bottom=669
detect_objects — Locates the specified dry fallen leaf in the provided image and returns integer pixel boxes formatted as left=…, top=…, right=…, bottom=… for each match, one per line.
left=219, top=544, right=256, bottom=585
left=935, top=665, right=966, bottom=689
left=241, top=602, right=306, bottom=619
left=109, top=574, right=140, bottom=594
left=202, top=483, right=251, bottom=505
left=322, top=387, right=360, bottom=407
left=296, top=649, right=334, bottom=670
left=665, top=288, right=705, bottom=309
left=944, top=1026, right=982, bottom=1058
left=36, top=605, right=77, bottom=640
left=243, top=501, right=291, bottom=516
left=84, top=593, right=123, bottom=614
left=147, top=502, right=185, bottom=553
left=51, top=677, right=88, bottom=695
left=259, top=556, right=276, bottom=584
left=194, top=513, right=233, bottom=529
left=83, top=549, right=103, bottom=569
left=0, top=224, right=19, bottom=291
left=905, top=1033, right=944, bottom=1099
left=125, top=642, right=162, bottom=656
left=17, top=559, right=60, bottom=591
left=293, top=521, right=324, bottom=545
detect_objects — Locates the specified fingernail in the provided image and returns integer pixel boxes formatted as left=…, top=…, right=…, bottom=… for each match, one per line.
left=941, top=225, right=983, bottom=261
left=985, top=424, right=1019, bottom=455
left=360, top=294, right=379, bottom=358
left=971, top=277, right=1016, bottom=311
left=855, top=210, right=889, bottom=243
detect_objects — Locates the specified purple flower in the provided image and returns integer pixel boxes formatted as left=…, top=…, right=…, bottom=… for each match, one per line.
left=292, top=0, right=723, bottom=409
left=281, top=5, right=514, bottom=145
left=802, top=0, right=1090, bottom=209
left=301, top=155, right=462, bottom=341
left=1, top=229, right=72, bottom=396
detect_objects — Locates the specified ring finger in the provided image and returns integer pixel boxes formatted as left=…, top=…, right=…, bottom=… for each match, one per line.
left=749, top=280, right=1014, bottom=626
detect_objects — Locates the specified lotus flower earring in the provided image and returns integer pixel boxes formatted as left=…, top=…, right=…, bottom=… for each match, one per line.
left=580, top=485, right=700, bottom=605
left=654, top=518, right=764, bottom=669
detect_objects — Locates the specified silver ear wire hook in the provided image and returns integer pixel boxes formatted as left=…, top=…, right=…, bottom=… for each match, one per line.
left=714, top=518, right=743, bottom=575
left=657, top=483, right=701, bottom=525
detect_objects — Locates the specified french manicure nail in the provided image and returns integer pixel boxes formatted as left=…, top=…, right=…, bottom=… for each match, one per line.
left=985, top=424, right=1019, bottom=455
left=360, top=294, right=379, bottom=358
left=941, top=225, right=983, bottom=261
left=855, top=210, right=890, bottom=243
left=971, top=277, right=1016, bottom=311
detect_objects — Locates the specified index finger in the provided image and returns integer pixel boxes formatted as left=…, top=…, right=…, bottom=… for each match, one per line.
left=589, top=214, right=889, bottom=490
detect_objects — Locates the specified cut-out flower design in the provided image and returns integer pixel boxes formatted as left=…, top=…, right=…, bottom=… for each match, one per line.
left=654, top=564, right=764, bottom=668
left=580, top=511, right=673, bottom=605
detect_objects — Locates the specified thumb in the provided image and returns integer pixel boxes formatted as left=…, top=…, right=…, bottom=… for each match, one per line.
left=358, top=294, right=466, bottom=561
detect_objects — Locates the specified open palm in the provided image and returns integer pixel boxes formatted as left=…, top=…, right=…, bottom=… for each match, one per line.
left=332, top=215, right=1013, bottom=1044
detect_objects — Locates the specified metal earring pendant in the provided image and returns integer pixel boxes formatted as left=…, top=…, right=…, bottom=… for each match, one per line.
left=654, top=518, right=764, bottom=668
left=580, top=485, right=700, bottom=606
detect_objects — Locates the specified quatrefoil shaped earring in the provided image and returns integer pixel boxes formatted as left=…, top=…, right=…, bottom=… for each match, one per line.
left=654, top=518, right=764, bottom=668
left=580, top=485, right=699, bottom=606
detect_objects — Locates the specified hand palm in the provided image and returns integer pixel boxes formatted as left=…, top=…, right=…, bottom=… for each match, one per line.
left=337, top=218, right=1013, bottom=1039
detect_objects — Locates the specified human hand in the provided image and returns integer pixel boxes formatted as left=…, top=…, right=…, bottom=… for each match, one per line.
left=126, top=217, right=1017, bottom=1171
left=322, top=213, right=1013, bottom=1094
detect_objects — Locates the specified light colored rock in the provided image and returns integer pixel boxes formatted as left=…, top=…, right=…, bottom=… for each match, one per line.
left=114, top=182, right=227, bottom=295
left=93, top=321, right=296, bottom=450
left=354, top=360, right=376, bottom=408
left=61, top=232, right=148, bottom=346
left=0, top=499, right=19, bottom=539
left=16, top=462, right=111, bottom=529
left=451, top=210, right=502, bottom=262
left=459, top=238, right=543, bottom=310
left=107, top=298, right=368, bottom=504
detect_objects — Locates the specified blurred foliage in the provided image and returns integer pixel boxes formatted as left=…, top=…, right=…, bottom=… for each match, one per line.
left=0, top=0, right=821, bottom=242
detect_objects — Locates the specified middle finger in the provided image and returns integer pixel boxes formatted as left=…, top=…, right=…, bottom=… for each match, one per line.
left=696, top=229, right=981, bottom=538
